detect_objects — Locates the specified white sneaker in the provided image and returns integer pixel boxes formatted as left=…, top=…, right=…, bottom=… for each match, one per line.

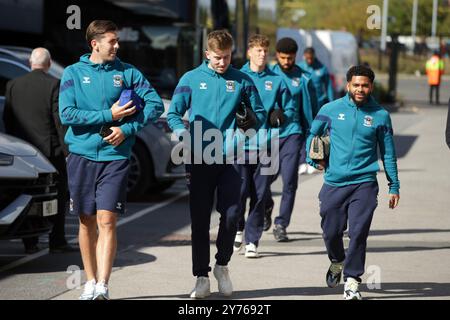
left=343, top=277, right=362, bottom=300
left=93, top=281, right=110, bottom=300
left=245, top=243, right=259, bottom=258
left=190, top=276, right=211, bottom=299
left=233, top=231, right=243, bottom=252
left=307, top=165, right=319, bottom=174
left=213, top=264, right=233, bottom=296
left=298, top=163, right=308, bottom=175
left=79, top=279, right=96, bottom=300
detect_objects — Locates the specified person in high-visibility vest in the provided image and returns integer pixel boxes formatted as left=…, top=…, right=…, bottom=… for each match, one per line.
left=426, top=51, right=445, bottom=105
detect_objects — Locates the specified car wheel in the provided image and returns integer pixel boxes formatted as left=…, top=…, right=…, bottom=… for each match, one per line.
left=128, top=141, right=155, bottom=198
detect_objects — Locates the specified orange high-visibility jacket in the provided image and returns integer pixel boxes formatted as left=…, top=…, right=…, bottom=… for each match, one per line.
left=426, top=56, right=445, bottom=85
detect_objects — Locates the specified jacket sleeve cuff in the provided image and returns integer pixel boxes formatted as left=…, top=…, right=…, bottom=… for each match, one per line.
left=120, top=124, right=133, bottom=138
left=102, top=110, right=113, bottom=123
left=389, top=188, right=400, bottom=195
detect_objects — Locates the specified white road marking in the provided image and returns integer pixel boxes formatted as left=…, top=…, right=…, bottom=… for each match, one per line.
left=0, top=254, right=27, bottom=258
left=0, top=191, right=188, bottom=274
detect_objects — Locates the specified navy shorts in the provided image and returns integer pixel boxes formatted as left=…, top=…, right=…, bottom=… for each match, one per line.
left=66, top=153, right=130, bottom=216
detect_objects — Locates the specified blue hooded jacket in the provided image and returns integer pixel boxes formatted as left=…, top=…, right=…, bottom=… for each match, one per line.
left=167, top=61, right=266, bottom=159
left=270, top=63, right=318, bottom=135
left=306, top=94, right=400, bottom=194
left=240, top=62, right=295, bottom=147
left=299, top=58, right=334, bottom=107
left=59, top=54, right=164, bottom=161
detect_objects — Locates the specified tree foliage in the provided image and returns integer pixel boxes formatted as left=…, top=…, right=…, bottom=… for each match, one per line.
left=276, top=0, right=450, bottom=37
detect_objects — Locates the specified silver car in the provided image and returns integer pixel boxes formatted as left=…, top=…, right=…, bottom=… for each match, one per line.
left=0, top=46, right=184, bottom=198
left=0, top=132, right=58, bottom=239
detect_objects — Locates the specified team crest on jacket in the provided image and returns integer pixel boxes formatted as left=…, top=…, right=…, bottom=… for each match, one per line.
left=226, top=80, right=235, bottom=92
left=291, top=77, right=300, bottom=87
left=113, top=75, right=123, bottom=87
left=200, top=82, right=207, bottom=90
left=264, top=81, right=273, bottom=91
left=363, top=115, right=373, bottom=127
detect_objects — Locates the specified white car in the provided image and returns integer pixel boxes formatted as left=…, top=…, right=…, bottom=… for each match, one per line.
left=0, top=132, right=58, bottom=239
left=0, top=46, right=184, bottom=198
left=276, top=28, right=360, bottom=97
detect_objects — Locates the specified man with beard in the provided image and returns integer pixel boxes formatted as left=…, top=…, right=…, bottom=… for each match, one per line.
left=306, top=65, right=400, bottom=300
left=265, top=37, right=318, bottom=242
left=299, top=47, right=334, bottom=109
left=298, top=47, right=335, bottom=175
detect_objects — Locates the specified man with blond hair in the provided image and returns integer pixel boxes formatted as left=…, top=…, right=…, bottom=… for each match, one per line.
left=168, top=30, right=266, bottom=299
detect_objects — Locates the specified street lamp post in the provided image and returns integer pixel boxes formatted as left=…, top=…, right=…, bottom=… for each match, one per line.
left=380, top=0, right=389, bottom=52
left=431, top=0, right=438, bottom=39
left=411, top=0, right=418, bottom=53
left=379, top=0, right=389, bottom=70
left=431, top=0, right=439, bottom=52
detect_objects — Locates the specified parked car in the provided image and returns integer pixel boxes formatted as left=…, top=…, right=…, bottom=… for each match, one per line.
left=0, top=46, right=184, bottom=198
left=0, top=132, right=58, bottom=239
left=276, top=28, right=360, bottom=97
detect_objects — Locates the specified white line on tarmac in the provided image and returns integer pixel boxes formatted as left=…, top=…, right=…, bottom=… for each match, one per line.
left=65, top=224, right=79, bottom=228
left=0, top=191, right=189, bottom=274
left=115, top=191, right=188, bottom=227
left=0, top=249, right=50, bottom=273
left=0, top=254, right=27, bottom=258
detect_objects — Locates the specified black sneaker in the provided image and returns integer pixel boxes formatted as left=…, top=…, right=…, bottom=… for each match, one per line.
left=263, top=204, right=273, bottom=231
left=326, top=262, right=344, bottom=288
left=273, top=224, right=289, bottom=242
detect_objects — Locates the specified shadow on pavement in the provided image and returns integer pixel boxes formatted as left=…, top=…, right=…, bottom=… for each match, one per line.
left=0, top=196, right=190, bottom=278
left=119, top=286, right=340, bottom=300
left=366, top=246, right=450, bottom=253
left=369, top=229, right=450, bottom=236
left=120, top=282, right=450, bottom=300
left=0, top=249, right=156, bottom=279
left=258, top=251, right=326, bottom=258
left=287, top=231, right=322, bottom=236
left=364, top=282, right=450, bottom=299
left=393, top=135, right=418, bottom=158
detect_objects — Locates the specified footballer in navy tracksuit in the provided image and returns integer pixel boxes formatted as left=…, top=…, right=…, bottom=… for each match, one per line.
left=306, top=65, right=400, bottom=299
left=237, top=60, right=294, bottom=252
left=299, top=49, right=335, bottom=109
left=298, top=49, right=334, bottom=170
left=265, top=48, right=318, bottom=240
left=167, top=32, right=265, bottom=296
